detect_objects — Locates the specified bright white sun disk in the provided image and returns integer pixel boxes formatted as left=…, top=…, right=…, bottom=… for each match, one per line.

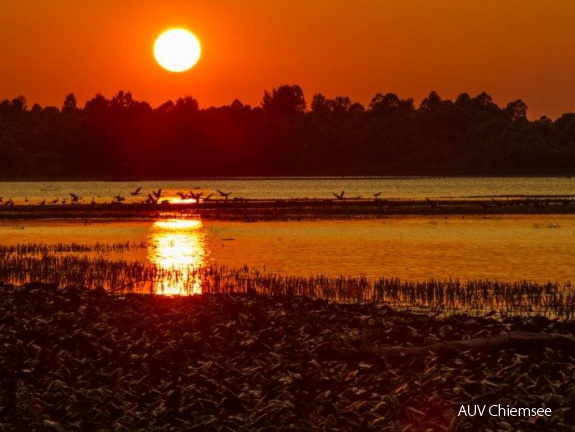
left=154, top=29, right=201, bottom=72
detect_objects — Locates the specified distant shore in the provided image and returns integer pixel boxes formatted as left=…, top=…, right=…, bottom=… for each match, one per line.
left=0, top=197, right=574, bottom=221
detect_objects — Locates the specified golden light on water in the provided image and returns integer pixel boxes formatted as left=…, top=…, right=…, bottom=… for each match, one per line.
left=154, top=219, right=202, bottom=230
left=166, top=196, right=197, bottom=205
left=148, top=219, right=206, bottom=295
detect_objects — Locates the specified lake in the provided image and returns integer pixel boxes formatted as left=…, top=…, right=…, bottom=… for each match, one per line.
left=2, top=177, right=573, bottom=296
left=1, top=215, right=573, bottom=295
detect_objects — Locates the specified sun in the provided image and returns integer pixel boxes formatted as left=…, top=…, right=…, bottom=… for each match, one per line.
left=154, top=29, right=201, bottom=73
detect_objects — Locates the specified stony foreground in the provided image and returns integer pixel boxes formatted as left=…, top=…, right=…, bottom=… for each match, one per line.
left=1, top=283, right=575, bottom=431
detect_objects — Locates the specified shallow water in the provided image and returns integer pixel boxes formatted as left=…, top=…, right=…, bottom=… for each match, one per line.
left=0, top=177, right=574, bottom=205
left=1, top=215, right=573, bottom=286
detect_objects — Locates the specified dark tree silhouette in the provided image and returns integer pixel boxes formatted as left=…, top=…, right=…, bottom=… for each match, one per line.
left=311, top=94, right=363, bottom=114
left=349, top=102, right=365, bottom=112
left=329, top=96, right=352, bottom=113
left=62, top=93, right=78, bottom=113
left=370, top=92, right=400, bottom=111
left=175, top=96, right=200, bottom=112
left=311, top=93, right=330, bottom=113
left=84, top=93, right=109, bottom=112
left=506, top=99, right=528, bottom=121
left=369, top=93, right=414, bottom=115
left=420, top=91, right=445, bottom=111
left=474, top=91, right=495, bottom=108
left=0, top=87, right=574, bottom=178
left=261, top=85, right=306, bottom=116
left=11, top=95, right=27, bottom=112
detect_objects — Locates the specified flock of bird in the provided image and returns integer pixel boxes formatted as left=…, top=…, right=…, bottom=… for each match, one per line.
left=0, top=189, right=376, bottom=207
left=0, top=188, right=236, bottom=207
left=140, top=188, right=232, bottom=205
left=332, top=191, right=382, bottom=200
left=0, top=189, right=571, bottom=208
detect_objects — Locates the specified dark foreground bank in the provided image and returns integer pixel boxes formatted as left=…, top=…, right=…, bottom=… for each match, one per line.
left=1, top=284, right=574, bottom=431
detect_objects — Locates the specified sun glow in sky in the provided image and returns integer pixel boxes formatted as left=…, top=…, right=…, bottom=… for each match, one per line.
left=2, top=0, right=575, bottom=118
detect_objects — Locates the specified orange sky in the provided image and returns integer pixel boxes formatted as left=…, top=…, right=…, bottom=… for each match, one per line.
left=1, top=0, right=575, bottom=118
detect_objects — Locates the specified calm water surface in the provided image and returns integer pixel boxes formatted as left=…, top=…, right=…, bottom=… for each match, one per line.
left=0, top=177, right=574, bottom=204
left=1, top=216, right=573, bottom=294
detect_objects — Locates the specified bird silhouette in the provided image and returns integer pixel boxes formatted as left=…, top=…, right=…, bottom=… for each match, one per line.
left=373, top=192, right=382, bottom=198
left=190, top=191, right=204, bottom=202
left=61, top=198, right=67, bottom=205
left=69, top=193, right=81, bottom=203
left=144, top=194, right=158, bottom=205
left=176, top=192, right=189, bottom=200
left=51, top=198, right=59, bottom=205
left=39, top=199, right=46, bottom=206
left=153, top=188, right=162, bottom=199
left=130, top=187, right=142, bottom=196
left=4, top=198, right=14, bottom=206
left=332, top=191, right=345, bottom=200
left=113, top=195, right=125, bottom=203
left=204, top=193, right=214, bottom=202
left=217, top=190, right=232, bottom=200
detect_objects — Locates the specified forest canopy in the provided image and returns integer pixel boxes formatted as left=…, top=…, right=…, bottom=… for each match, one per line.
left=1, top=86, right=574, bottom=178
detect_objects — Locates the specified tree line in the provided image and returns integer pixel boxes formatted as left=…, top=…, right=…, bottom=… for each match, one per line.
left=1, top=85, right=574, bottom=178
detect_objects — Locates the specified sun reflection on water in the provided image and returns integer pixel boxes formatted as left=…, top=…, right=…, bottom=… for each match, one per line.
left=148, top=219, right=206, bottom=295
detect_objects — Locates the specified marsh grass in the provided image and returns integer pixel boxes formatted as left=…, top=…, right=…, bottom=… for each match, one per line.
left=1, top=243, right=574, bottom=319
left=0, top=241, right=147, bottom=255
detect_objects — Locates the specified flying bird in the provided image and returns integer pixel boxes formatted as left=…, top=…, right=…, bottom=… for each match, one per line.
left=69, top=193, right=81, bottom=203
left=373, top=192, right=382, bottom=198
left=332, top=191, right=345, bottom=200
left=217, top=190, right=232, bottom=200
left=153, top=188, right=162, bottom=199
left=130, top=187, right=142, bottom=196
left=190, top=191, right=204, bottom=201
left=145, top=194, right=158, bottom=205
